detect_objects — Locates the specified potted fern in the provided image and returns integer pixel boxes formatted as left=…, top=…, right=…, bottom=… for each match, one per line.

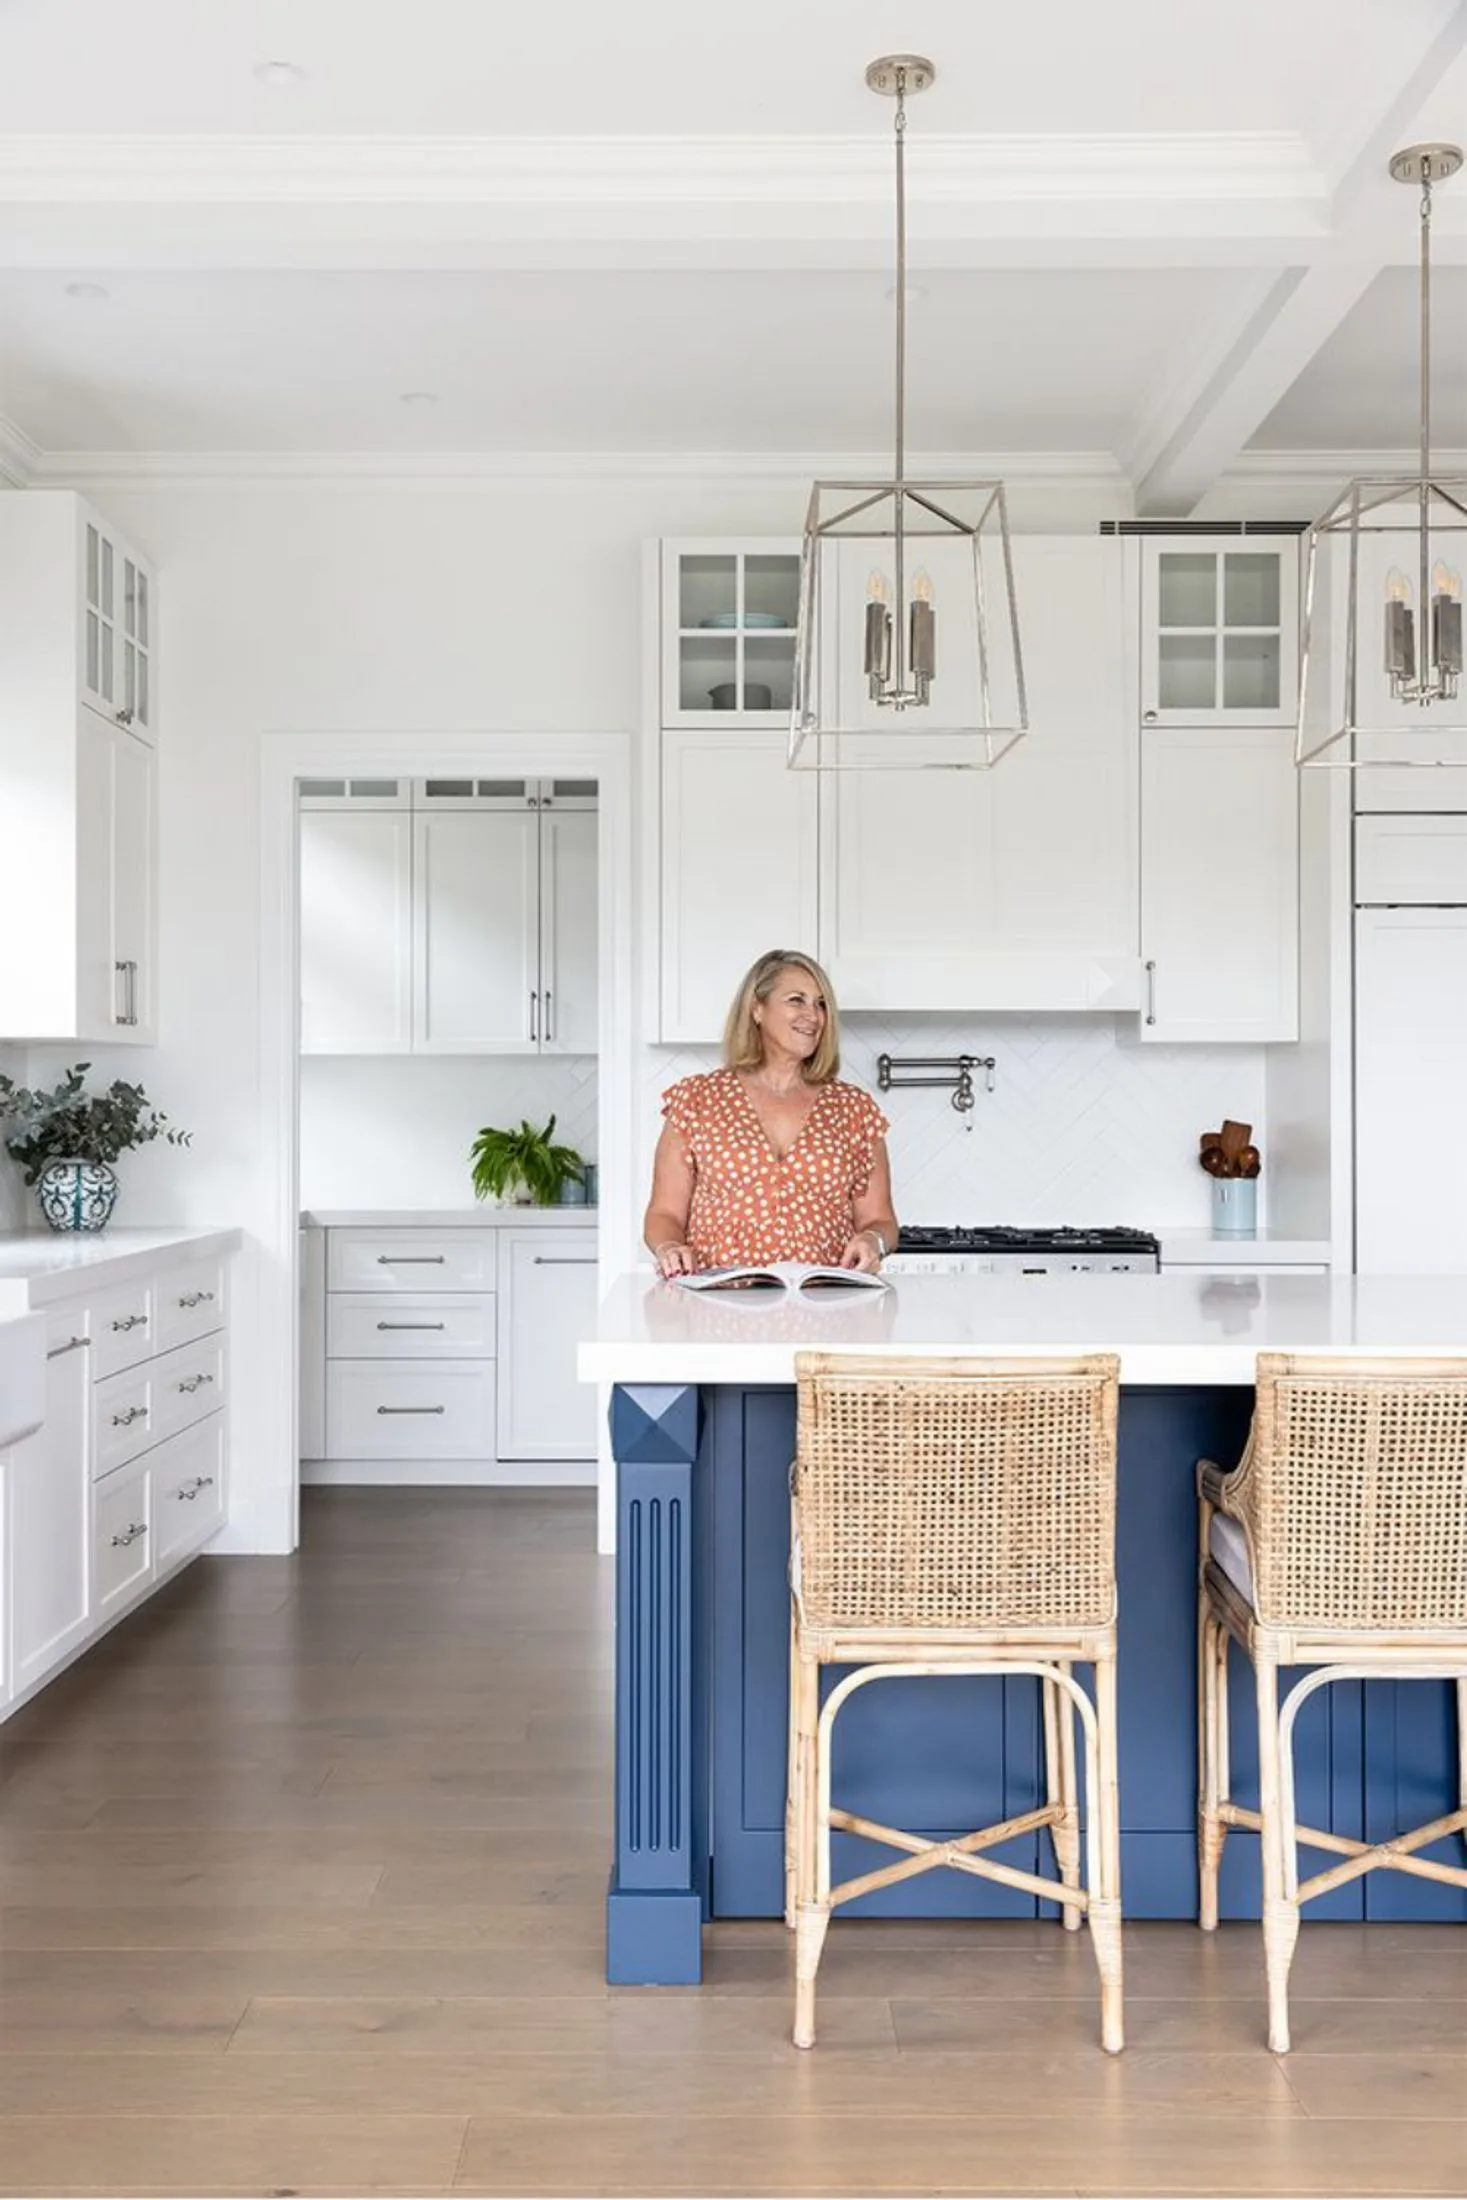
left=469, top=1115, right=585, bottom=1208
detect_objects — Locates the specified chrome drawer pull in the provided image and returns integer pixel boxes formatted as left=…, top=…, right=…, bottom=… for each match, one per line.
left=375, top=1254, right=446, bottom=1264
left=533, top=1256, right=597, bottom=1266
left=110, top=1522, right=147, bottom=1548
left=376, top=1404, right=446, bottom=1415
left=176, top=1475, right=215, bottom=1500
left=177, top=1290, right=215, bottom=1308
left=111, top=1405, right=148, bottom=1427
left=47, top=1335, right=89, bottom=1359
left=177, top=1373, right=214, bottom=1394
left=111, top=1313, right=147, bottom=1333
left=376, top=1321, right=447, bottom=1331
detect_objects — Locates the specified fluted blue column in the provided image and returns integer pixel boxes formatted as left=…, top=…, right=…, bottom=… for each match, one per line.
left=606, top=1382, right=708, bottom=1984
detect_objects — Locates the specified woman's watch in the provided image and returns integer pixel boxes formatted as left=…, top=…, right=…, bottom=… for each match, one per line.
left=864, top=1227, right=891, bottom=1260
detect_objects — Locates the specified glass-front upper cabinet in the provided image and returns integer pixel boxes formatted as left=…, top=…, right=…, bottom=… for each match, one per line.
left=1138, top=536, right=1299, bottom=727
left=82, top=508, right=156, bottom=740
left=659, top=540, right=801, bottom=727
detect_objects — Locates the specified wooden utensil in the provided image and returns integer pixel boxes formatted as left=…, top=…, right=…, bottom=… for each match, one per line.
left=1201, top=1147, right=1230, bottom=1177
left=1219, top=1120, right=1252, bottom=1167
left=1237, top=1147, right=1261, bottom=1178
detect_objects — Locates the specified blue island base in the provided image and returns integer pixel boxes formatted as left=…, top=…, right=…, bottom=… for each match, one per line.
left=609, top=1382, right=1467, bottom=1985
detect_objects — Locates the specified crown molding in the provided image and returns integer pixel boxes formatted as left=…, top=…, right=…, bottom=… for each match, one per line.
left=27, top=446, right=1134, bottom=492
left=0, top=413, right=41, bottom=488
left=1225, top=446, right=1467, bottom=491
left=0, top=130, right=1323, bottom=209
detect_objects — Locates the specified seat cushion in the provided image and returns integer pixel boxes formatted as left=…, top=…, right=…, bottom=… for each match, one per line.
left=1209, top=1512, right=1255, bottom=1603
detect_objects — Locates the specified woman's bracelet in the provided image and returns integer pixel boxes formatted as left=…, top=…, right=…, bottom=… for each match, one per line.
left=858, top=1227, right=890, bottom=1260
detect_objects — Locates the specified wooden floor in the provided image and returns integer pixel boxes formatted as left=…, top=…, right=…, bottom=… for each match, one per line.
left=2, top=1492, right=1467, bottom=2198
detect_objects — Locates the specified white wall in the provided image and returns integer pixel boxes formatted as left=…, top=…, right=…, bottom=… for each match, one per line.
left=299, top=1053, right=596, bottom=1209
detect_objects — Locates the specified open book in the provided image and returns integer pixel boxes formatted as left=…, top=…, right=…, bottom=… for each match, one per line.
left=674, top=1262, right=890, bottom=1295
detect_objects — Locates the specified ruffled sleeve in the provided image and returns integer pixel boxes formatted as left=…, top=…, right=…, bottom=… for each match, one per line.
left=844, top=1085, right=891, bottom=1197
left=660, top=1075, right=705, bottom=1161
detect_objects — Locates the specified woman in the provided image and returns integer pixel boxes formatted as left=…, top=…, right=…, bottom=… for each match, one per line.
left=644, top=948, right=898, bottom=1280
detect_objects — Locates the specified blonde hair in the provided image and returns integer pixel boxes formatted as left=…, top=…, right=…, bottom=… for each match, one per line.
left=723, top=950, right=841, bottom=1084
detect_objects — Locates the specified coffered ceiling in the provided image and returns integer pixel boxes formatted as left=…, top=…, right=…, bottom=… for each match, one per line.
left=0, top=0, right=1464, bottom=509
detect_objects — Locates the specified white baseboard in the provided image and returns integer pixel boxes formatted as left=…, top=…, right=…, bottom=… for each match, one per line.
left=300, top=1457, right=596, bottom=1488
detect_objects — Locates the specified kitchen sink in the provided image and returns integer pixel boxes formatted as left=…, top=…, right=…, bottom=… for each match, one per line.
left=0, top=1310, right=46, bottom=1451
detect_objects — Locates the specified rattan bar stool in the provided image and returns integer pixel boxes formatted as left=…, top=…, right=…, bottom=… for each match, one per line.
left=1198, top=1352, right=1467, bottom=2054
left=787, top=1351, right=1124, bottom=2053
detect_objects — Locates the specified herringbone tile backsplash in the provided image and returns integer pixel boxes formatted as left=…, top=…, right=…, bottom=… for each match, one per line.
left=639, top=1015, right=1266, bottom=1232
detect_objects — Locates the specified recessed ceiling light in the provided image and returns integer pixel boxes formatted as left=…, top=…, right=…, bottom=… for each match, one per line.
left=64, top=281, right=109, bottom=300
left=253, top=59, right=305, bottom=86
left=399, top=390, right=438, bottom=407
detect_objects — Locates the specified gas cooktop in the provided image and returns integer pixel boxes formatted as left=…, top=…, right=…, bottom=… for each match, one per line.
left=897, top=1225, right=1160, bottom=1257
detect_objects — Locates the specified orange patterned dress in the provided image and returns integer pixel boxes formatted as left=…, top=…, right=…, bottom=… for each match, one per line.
left=661, top=1067, right=890, bottom=1270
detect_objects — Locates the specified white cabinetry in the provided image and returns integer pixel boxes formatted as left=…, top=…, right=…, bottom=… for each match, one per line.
left=299, top=779, right=597, bottom=1056
left=1139, top=728, right=1298, bottom=1042
left=496, top=1229, right=599, bottom=1461
left=0, top=1240, right=233, bottom=1726
left=0, top=491, right=157, bottom=1044
left=659, top=541, right=800, bottom=727
left=1355, top=907, right=1467, bottom=1273
left=1139, top=536, right=1298, bottom=727
left=818, top=537, right=1138, bottom=1011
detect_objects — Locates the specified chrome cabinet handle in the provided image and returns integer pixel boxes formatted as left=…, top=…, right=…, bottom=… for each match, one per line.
left=111, top=1313, right=147, bottom=1332
left=178, top=1290, right=215, bottom=1308
left=177, top=1373, right=214, bottom=1394
left=1143, top=708, right=1158, bottom=724
left=376, top=1404, right=446, bottom=1415
left=114, top=958, right=138, bottom=1026
left=532, top=1256, right=597, bottom=1266
left=376, top=1321, right=447, bottom=1331
left=47, top=1334, right=89, bottom=1359
left=375, top=1254, right=444, bottom=1265
left=111, top=1404, right=148, bottom=1427
left=115, top=705, right=135, bottom=726
left=110, top=1521, right=147, bottom=1548
left=176, top=1475, right=215, bottom=1500
left=529, top=988, right=539, bottom=1042
left=544, top=990, right=553, bottom=1042
left=1144, top=959, right=1158, bottom=1026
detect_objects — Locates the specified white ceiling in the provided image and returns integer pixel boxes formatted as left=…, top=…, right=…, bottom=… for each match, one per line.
left=0, top=0, right=1465, bottom=509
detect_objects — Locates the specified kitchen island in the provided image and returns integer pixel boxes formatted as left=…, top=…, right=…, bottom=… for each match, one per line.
left=580, top=1271, right=1467, bottom=1983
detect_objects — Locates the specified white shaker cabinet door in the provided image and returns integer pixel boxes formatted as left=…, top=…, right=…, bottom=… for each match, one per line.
left=110, top=724, right=154, bottom=1041
left=1139, top=727, right=1298, bottom=1042
left=539, top=806, right=598, bottom=1054
left=496, top=1230, right=599, bottom=1461
left=659, top=730, right=818, bottom=1042
left=413, top=809, right=539, bottom=1052
left=8, top=1321, right=91, bottom=1699
left=1355, top=908, right=1467, bottom=1274
left=299, top=808, right=413, bottom=1053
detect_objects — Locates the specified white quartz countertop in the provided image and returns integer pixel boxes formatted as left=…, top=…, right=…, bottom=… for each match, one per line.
left=0, top=1226, right=242, bottom=1313
left=579, top=1270, right=1467, bottom=1387
left=1157, top=1228, right=1332, bottom=1267
left=302, top=1207, right=598, bottom=1228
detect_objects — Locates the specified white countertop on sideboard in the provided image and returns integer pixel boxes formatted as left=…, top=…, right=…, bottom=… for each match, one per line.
left=0, top=1226, right=242, bottom=1313
left=302, top=1207, right=599, bottom=1229
left=579, top=1270, right=1467, bottom=1388
left=1158, top=1228, right=1332, bottom=1267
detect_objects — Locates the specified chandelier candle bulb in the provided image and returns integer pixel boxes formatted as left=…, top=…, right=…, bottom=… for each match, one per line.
left=1432, top=564, right=1463, bottom=681
left=909, top=568, right=936, bottom=692
left=864, top=573, right=892, bottom=693
left=1385, top=570, right=1416, bottom=684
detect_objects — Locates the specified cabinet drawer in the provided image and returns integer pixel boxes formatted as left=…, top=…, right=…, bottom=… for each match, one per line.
left=151, top=1414, right=226, bottom=1570
left=326, top=1359, right=495, bottom=1459
left=328, top=1229, right=497, bottom=1293
left=93, top=1460, right=152, bottom=1618
left=327, top=1292, right=495, bottom=1360
left=154, top=1257, right=226, bottom=1353
left=1355, top=814, right=1467, bottom=905
left=89, top=1277, right=155, bottom=1378
left=93, top=1333, right=227, bottom=1477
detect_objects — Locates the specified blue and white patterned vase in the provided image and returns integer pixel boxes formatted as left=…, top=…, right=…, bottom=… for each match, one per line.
left=36, top=1158, right=119, bottom=1233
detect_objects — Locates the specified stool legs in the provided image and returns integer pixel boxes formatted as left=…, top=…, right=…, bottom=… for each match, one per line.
left=1043, top=1666, right=1082, bottom=1930
left=1198, top=1605, right=1231, bottom=1931
left=784, top=1606, right=799, bottom=1929
left=1089, top=1649, right=1125, bottom=2054
left=792, top=1645, right=825, bottom=2049
left=1458, top=1678, right=1467, bottom=1827
left=1255, top=1656, right=1299, bottom=2054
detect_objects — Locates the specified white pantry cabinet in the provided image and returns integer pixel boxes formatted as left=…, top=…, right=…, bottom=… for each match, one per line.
left=0, top=490, right=158, bottom=1044
left=496, top=1228, right=599, bottom=1461
left=1137, top=535, right=1299, bottom=728
left=1139, top=727, right=1298, bottom=1042
left=1355, top=907, right=1467, bottom=1274
left=299, top=780, right=597, bottom=1056
left=6, top=1319, right=92, bottom=1703
left=818, top=537, right=1139, bottom=1011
